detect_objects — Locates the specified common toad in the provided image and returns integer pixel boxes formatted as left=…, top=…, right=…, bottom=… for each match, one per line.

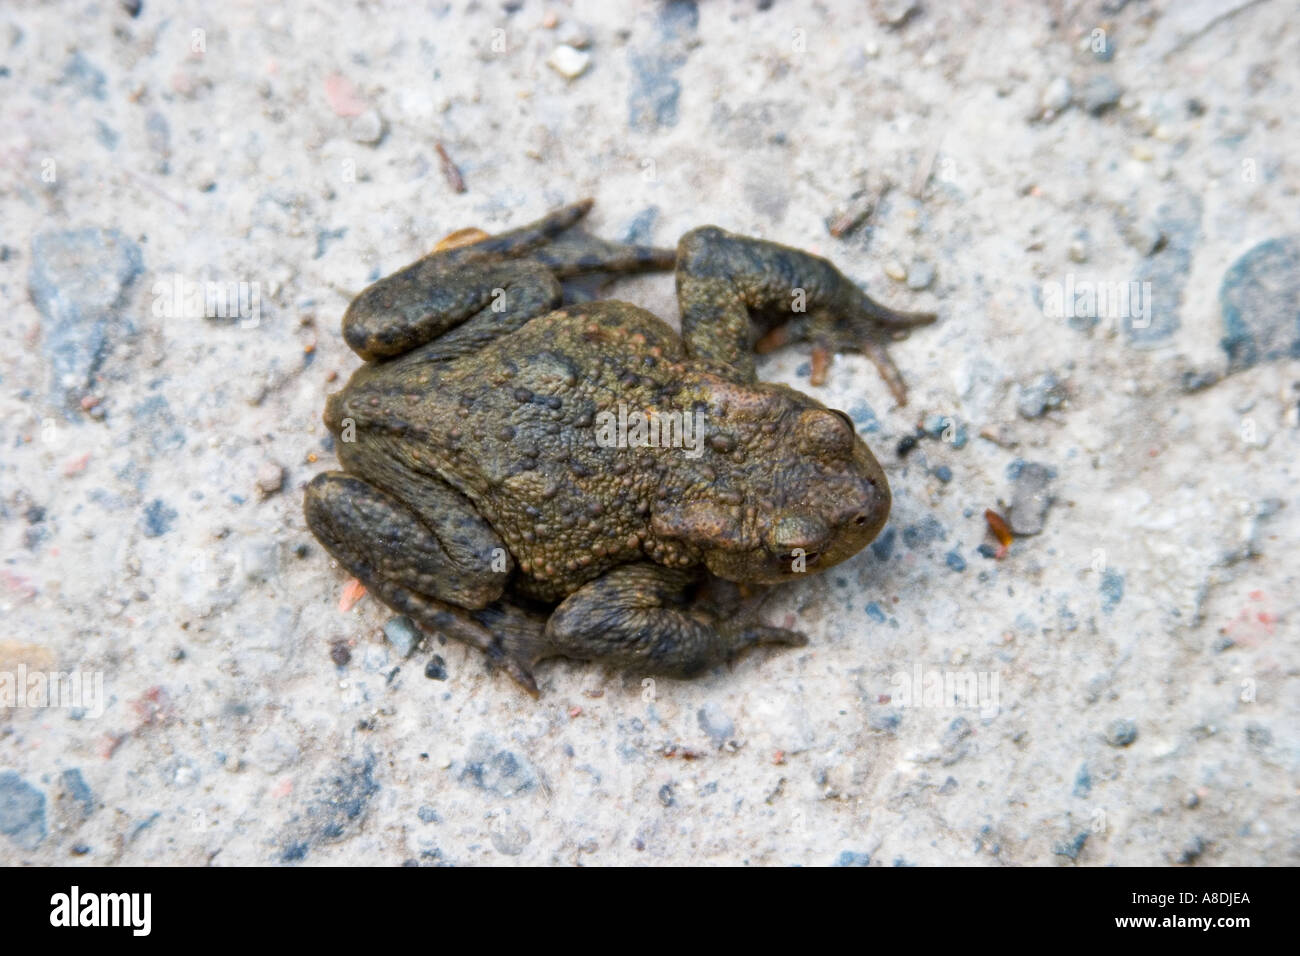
left=305, top=200, right=934, bottom=693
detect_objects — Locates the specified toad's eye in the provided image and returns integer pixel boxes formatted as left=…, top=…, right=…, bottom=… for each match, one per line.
left=797, top=408, right=856, bottom=459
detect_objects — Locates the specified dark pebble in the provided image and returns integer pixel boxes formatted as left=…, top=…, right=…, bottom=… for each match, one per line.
left=1219, top=236, right=1300, bottom=371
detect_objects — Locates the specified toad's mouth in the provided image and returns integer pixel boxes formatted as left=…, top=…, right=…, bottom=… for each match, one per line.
left=774, top=550, right=822, bottom=572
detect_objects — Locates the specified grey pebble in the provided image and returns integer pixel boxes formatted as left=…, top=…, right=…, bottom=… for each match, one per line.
left=0, top=771, right=47, bottom=850
left=1016, top=371, right=1067, bottom=419
left=1218, top=236, right=1300, bottom=372
left=490, top=822, right=532, bottom=856
left=141, top=498, right=177, bottom=538
left=1079, top=75, right=1122, bottom=115
left=1007, top=461, right=1056, bottom=535
left=29, top=229, right=144, bottom=403
left=383, top=616, right=420, bottom=658
left=906, top=259, right=935, bottom=291
left=460, top=737, right=536, bottom=798
left=1178, top=835, right=1206, bottom=864
left=1106, top=717, right=1138, bottom=747
left=350, top=109, right=386, bottom=146
left=60, top=769, right=95, bottom=819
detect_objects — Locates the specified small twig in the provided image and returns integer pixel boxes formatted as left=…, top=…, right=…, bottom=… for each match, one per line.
left=435, top=142, right=467, bottom=193
left=123, top=168, right=188, bottom=213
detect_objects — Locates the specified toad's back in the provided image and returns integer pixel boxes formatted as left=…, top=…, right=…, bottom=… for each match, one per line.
left=329, top=301, right=713, bottom=600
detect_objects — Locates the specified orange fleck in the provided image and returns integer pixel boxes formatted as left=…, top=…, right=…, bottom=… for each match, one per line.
left=984, top=508, right=1013, bottom=558
left=339, top=578, right=367, bottom=612
left=434, top=227, right=490, bottom=252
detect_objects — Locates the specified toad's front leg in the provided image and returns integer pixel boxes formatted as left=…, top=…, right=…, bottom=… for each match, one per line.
left=675, top=226, right=936, bottom=403
left=342, top=201, right=674, bottom=363
left=545, top=564, right=806, bottom=678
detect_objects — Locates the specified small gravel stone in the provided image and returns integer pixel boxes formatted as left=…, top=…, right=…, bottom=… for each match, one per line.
left=383, top=616, right=419, bottom=658
left=1106, top=718, right=1138, bottom=747
left=1016, top=372, right=1067, bottom=419
left=350, top=108, right=386, bottom=146
left=883, top=260, right=907, bottom=281
left=1041, top=76, right=1072, bottom=115
left=1007, top=461, right=1056, bottom=535
left=255, top=461, right=285, bottom=498
left=1079, top=75, right=1122, bottom=115
left=906, top=259, right=935, bottom=291
left=1178, top=835, right=1206, bottom=863
left=547, top=45, right=591, bottom=80
left=424, top=655, right=448, bottom=681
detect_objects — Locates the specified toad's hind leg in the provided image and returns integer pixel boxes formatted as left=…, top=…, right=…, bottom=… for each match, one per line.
left=304, top=472, right=551, bottom=693
left=545, top=564, right=806, bottom=678
left=675, top=226, right=935, bottom=403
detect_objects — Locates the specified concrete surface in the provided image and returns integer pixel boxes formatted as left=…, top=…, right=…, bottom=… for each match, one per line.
left=1, top=0, right=1296, bottom=865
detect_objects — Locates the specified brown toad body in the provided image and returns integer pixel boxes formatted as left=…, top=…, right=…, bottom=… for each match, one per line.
left=306, top=200, right=934, bottom=693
